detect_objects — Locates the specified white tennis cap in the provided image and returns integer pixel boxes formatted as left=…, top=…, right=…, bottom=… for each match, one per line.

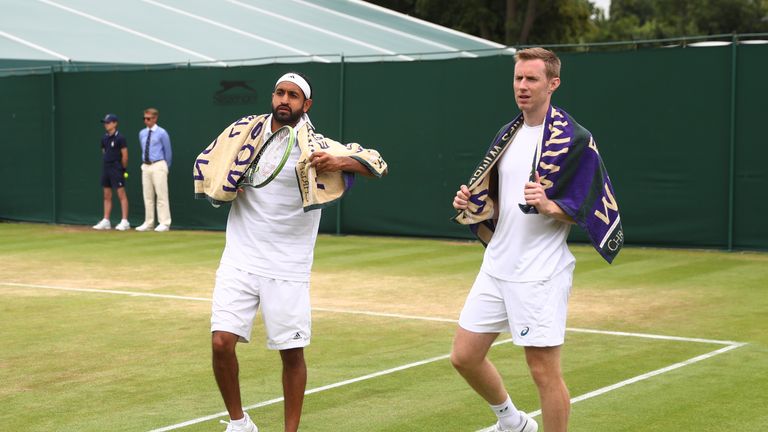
left=275, top=73, right=311, bottom=99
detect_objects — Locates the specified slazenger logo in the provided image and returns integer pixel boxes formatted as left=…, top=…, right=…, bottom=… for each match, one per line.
left=520, top=326, right=530, bottom=336
left=213, top=80, right=258, bottom=105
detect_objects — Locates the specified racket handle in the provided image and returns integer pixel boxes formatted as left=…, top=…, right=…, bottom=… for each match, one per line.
left=518, top=203, right=539, bottom=214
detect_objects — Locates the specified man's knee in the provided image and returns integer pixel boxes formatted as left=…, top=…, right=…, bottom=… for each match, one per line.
left=211, top=331, right=238, bottom=357
left=450, top=350, right=470, bottom=371
left=451, top=329, right=495, bottom=371
left=526, top=348, right=563, bottom=388
left=529, top=363, right=558, bottom=388
left=450, top=343, right=484, bottom=371
left=280, top=348, right=305, bottom=370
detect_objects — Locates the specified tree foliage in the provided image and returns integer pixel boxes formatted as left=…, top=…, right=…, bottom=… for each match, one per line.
left=375, top=0, right=598, bottom=45
left=368, top=0, right=768, bottom=45
left=594, top=0, right=768, bottom=41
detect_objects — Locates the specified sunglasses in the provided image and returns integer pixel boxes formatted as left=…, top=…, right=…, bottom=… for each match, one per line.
left=143, top=117, right=155, bottom=121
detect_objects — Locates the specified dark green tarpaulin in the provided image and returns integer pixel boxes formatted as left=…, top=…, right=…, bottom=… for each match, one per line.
left=1, top=44, right=766, bottom=251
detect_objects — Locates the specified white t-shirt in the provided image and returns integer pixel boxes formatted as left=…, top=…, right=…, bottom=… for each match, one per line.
left=220, top=114, right=322, bottom=282
left=481, top=122, right=575, bottom=282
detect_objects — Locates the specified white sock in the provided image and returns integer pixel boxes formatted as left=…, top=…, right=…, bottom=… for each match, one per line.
left=490, top=395, right=523, bottom=430
left=120, top=219, right=129, bottom=224
left=229, top=415, right=246, bottom=426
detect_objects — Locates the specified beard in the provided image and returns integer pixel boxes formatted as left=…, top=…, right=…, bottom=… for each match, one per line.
left=271, top=104, right=304, bottom=125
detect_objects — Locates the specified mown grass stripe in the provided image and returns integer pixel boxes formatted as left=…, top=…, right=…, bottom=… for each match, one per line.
left=1, top=282, right=742, bottom=346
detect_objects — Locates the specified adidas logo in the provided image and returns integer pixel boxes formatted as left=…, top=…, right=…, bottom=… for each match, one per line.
left=292, top=332, right=302, bottom=340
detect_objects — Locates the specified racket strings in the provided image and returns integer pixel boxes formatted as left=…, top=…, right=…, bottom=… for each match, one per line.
left=242, top=126, right=294, bottom=188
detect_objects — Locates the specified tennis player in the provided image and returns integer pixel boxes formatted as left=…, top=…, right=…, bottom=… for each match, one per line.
left=211, top=72, right=386, bottom=432
left=451, top=48, right=584, bottom=432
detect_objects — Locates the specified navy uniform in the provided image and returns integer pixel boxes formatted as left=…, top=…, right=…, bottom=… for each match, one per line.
left=101, top=128, right=127, bottom=189
left=93, top=113, right=131, bottom=231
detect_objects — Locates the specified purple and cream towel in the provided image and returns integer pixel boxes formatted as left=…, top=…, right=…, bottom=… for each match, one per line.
left=454, top=106, right=623, bottom=263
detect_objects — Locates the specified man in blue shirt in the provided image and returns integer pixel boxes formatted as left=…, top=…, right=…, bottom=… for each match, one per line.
left=136, top=107, right=173, bottom=232
left=93, top=113, right=130, bottom=231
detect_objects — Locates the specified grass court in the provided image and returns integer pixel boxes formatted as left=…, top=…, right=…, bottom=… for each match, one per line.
left=1, top=222, right=766, bottom=431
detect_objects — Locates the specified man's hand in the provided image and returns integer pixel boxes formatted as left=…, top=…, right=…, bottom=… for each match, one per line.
left=524, top=172, right=549, bottom=210
left=309, top=152, right=345, bottom=174
left=309, top=152, right=376, bottom=177
left=524, top=172, right=574, bottom=224
left=453, top=185, right=471, bottom=210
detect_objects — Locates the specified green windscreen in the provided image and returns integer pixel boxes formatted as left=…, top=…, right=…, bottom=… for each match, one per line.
left=1, top=44, right=765, bottom=251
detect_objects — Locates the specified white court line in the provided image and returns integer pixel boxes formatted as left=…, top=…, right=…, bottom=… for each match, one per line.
left=0, top=30, right=71, bottom=61
left=475, top=342, right=746, bottom=432
left=1, top=282, right=740, bottom=346
left=566, top=326, right=740, bottom=346
left=315, top=308, right=743, bottom=346
left=1, top=282, right=748, bottom=432
left=149, top=338, right=516, bottom=431
left=1, top=282, right=211, bottom=302
left=38, top=0, right=227, bottom=66
left=313, top=306, right=458, bottom=323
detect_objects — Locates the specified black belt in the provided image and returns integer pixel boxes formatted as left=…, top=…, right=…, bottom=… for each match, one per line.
left=143, top=160, right=162, bottom=165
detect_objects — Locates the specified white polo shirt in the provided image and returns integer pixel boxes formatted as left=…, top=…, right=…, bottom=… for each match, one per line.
left=481, top=122, right=575, bottom=282
left=219, top=114, right=322, bottom=282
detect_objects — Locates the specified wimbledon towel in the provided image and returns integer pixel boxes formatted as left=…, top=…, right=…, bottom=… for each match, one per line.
left=454, top=106, right=624, bottom=263
left=193, top=114, right=387, bottom=210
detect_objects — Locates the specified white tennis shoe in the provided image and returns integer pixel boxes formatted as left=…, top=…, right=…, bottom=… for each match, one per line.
left=220, top=413, right=258, bottom=432
left=115, top=220, right=130, bottom=231
left=154, top=224, right=170, bottom=232
left=135, top=223, right=153, bottom=231
left=493, top=412, right=538, bottom=432
left=92, top=219, right=111, bottom=230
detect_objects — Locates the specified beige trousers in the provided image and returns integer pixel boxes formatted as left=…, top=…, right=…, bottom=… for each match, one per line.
left=140, top=160, right=171, bottom=226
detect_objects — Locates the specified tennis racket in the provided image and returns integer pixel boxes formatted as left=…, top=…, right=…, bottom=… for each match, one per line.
left=241, top=125, right=295, bottom=188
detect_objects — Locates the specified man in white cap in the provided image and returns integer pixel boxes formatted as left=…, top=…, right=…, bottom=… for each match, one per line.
left=210, top=72, right=387, bottom=432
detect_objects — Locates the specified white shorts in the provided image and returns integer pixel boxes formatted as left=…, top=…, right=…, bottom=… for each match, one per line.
left=458, top=265, right=574, bottom=347
left=211, top=263, right=311, bottom=350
